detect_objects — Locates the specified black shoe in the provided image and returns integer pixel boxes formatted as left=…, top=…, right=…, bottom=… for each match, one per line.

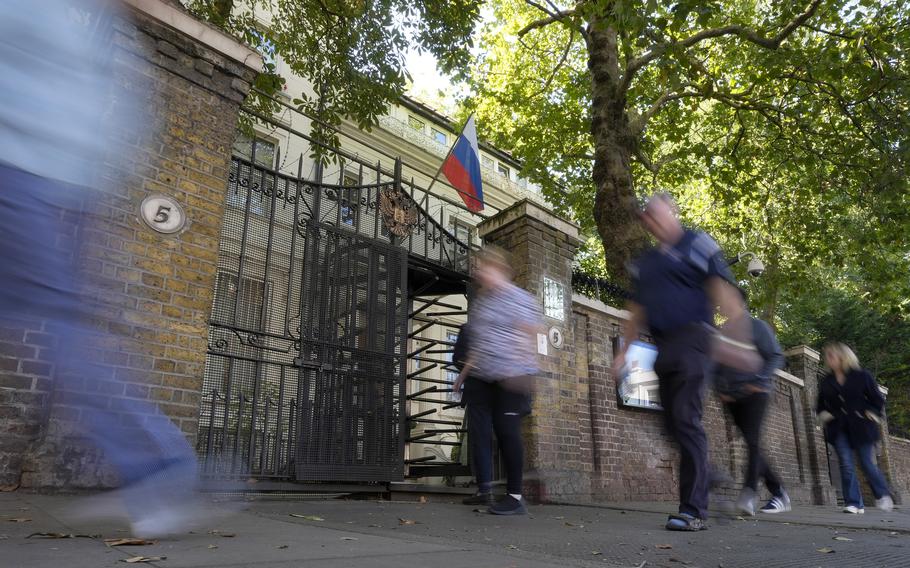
left=666, top=513, right=707, bottom=531
left=489, top=495, right=527, bottom=516
left=462, top=492, right=495, bottom=506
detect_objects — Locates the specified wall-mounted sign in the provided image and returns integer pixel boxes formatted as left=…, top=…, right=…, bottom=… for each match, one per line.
left=139, top=194, right=187, bottom=235
left=536, top=333, right=548, bottom=356
left=543, top=277, right=565, bottom=321
left=548, top=326, right=564, bottom=349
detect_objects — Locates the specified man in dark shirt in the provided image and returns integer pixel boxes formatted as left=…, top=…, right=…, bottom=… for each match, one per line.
left=613, top=192, right=750, bottom=531
left=712, top=288, right=789, bottom=516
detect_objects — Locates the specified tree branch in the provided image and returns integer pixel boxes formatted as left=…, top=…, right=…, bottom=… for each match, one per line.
left=517, top=1, right=586, bottom=39
left=531, top=31, right=576, bottom=98
left=622, top=0, right=822, bottom=91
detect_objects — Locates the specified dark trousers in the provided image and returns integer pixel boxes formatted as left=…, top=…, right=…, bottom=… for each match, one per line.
left=725, top=392, right=783, bottom=496
left=655, top=326, right=710, bottom=520
left=463, top=377, right=529, bottom=495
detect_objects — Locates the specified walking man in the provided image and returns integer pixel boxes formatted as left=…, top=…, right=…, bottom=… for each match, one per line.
left=713, top=289, right=791, bottom=515
left=613, top=192, right=751, bottom=531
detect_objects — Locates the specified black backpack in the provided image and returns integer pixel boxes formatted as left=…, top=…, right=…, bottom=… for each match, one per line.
left=452, top=323, right=469, bottom=370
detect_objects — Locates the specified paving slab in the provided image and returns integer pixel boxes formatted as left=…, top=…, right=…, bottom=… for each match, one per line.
left=3, top=492, right=908, bottom=568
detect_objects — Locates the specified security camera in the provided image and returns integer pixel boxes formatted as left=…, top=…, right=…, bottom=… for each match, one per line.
left=727, top=251, right=765, bottom=278
left=747, top=257, right=765, bottom=278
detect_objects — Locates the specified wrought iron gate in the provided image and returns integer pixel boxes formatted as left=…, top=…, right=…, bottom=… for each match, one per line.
left=197, top=136, right=474, bottom=484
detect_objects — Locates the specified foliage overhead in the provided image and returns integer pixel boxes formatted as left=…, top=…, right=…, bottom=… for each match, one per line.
left=182, top=0, right=481, bottom=154
left=461, top=0, right=909, bottom=321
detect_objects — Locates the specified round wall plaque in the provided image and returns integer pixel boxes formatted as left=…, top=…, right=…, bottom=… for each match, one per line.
left=139, top=194, right=187, bottom=235
left=548, top=326, right=564, bottom=349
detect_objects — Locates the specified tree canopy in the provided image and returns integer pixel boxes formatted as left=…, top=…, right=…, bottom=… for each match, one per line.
left=182, top=0, right=482, bottom=150
left=461, top=0, right=909, bottom=322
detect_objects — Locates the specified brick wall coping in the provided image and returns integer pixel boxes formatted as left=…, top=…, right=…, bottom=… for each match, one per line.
left=123, top=0, right=262, bottom=70
left=785, top=345, right=820, bottom=361
left=477, top=199, right=583, bottom=245
left=774, top=369, right=804, bottom=387
left=572, top=293, right=630, bottom=320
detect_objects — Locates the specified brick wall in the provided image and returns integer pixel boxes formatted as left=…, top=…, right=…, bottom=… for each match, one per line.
left=0, top=1, right=260, bottom=489
left=567, top=297, right=838, bottom=505
left=884, top=436, right=910, bottom=504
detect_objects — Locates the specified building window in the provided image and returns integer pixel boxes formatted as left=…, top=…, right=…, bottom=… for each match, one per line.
left=497, top=163, right=510, bottom=179
left=432, top=128, right=448, bottom=146
left=407, top=115, right=425, bottom=132
left=250, top=29, right=277, bottom=66
left=543, top=277, right=565, bottom=321
left=342, top=169, right=360, bottom=187
left=445, top=330, right=460, bottom=401
left=481, top=156, right=494, bottom=169
left=451, top=218, right=472, bottom=245
left=232, top=133, right=276, bottom=168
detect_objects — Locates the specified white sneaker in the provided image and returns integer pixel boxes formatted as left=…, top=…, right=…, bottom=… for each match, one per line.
left=760, top=492, right=792, bottom=514
left=875, top=496, right=894, bottom=512
left=843, top=505, right=865, bottom=514
left=736, top=488, right=757, bottom=516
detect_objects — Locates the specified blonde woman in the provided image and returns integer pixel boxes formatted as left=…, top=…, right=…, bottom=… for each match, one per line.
left=817, top=342, right=894, bottom=513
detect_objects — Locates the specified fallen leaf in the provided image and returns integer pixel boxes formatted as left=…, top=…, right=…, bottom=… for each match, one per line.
left=553, top=516, right=565, bottom=520
left=0, top=485, right=19, bottom=492
left=564, top=521, right=584, bottom=528
left=289, top=514, right=324, bottom=522
left=105, top=538, right=157, bottom=547
left=398, top=518, right=418, bottom=526
left=340, top=537, right=358, bottom=541
left=832, top=536, right=853, bottom=542
left=656, top=544, right=673, bottom=550
left=816, top=547, right=835, bottom=554
left=419, top=496, right=427, bottom=504
left=591, top=551, right=602, bottom=555
left=28, top=532, right=98, bottom=539
left=207, top=545, right=218, bottom=550
left=121, top=557, right=167, bottom=563
left=7, top=518, right=31, bottom=523
left=277, top=545, right=289, bottom=549
left=507, top=544, right=518, bottom=550
left=208, top=530, right=236, bottom=537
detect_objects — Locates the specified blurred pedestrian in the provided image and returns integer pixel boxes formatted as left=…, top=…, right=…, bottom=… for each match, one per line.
left=453, top=246, right=542, bottom=515
left=713, top=289, right=790, bottom=515
left=614, top=192, right=755, bottom=531
left=818, top=342, right=894, bottom=514
left=0, top=0, right=203, bottom=537
left=453, top=321, right=495, bottom=507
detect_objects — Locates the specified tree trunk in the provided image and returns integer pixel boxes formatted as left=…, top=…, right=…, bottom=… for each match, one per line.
left=587, top=17, right=648, bottom=285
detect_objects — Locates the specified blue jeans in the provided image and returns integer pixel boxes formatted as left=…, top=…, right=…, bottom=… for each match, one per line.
left=830, top=431, right=891, bottom=508
left=0, top=165, right=198, bottom=515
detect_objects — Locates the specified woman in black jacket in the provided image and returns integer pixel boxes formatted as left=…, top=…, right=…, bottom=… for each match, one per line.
left=817, top=342, right=893, bottom=513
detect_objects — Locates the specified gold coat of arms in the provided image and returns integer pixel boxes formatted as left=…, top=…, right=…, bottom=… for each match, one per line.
left=379, top=186, right=419, bottom=237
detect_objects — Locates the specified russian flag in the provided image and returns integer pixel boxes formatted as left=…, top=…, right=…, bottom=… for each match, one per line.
left=441, top=115, right=484, bottom=212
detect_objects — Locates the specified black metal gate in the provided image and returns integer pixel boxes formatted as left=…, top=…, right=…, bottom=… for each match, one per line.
left=294, top=220, right=407, bottom=481
left=197, top=135, right=474, bottom=484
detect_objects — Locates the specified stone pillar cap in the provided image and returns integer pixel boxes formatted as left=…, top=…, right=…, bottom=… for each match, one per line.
left=784, top=345, right=820, bottom=361
left=124, top=0, right=263, bottom=71
left=476, top=199, right=583, bottom=245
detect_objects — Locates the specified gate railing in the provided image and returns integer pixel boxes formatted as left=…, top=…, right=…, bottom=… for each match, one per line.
left=197, top=113, right=475, bottom=483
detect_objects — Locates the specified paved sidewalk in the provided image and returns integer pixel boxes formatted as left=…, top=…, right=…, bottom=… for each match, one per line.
left=2, top=492, right=907, bottom=568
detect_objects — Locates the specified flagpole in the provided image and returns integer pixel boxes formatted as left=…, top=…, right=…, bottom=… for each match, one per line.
left=419, top=113, right=473, bottom=210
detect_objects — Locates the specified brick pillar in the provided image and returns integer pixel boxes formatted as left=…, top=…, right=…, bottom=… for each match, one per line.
left=477, top=200, right=586, bottom=502
left=5, top=0, right=262, bottom=489
left=785, top=346, right=836, bottom=505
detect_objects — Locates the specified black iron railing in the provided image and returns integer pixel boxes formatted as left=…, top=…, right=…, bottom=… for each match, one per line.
left=571, top=269, right=632, bottom=307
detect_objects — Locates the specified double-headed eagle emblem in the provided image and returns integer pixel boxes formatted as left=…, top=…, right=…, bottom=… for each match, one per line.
left=378, top=185, right=419, bottom=237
